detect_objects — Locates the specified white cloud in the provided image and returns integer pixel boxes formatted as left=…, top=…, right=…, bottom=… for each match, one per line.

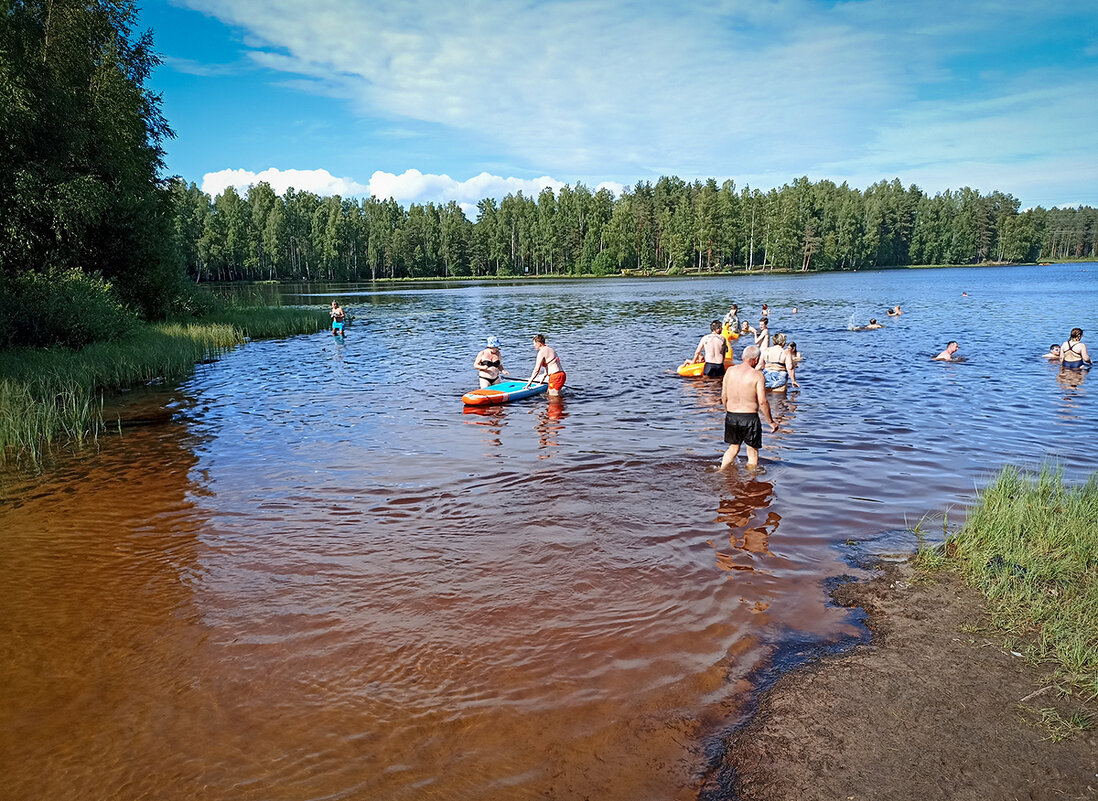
left=202, top=167, right=368, bottom=197
left=201, top=167, right=623, bottom=209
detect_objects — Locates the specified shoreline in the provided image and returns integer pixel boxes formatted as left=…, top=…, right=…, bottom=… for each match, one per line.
left=712, top=559, right=1098, bottom=801
left=207, top=259, right=1088, bottom=288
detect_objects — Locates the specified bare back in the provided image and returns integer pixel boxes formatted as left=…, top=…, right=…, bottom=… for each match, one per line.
left=721, top=363, right=766, bottom=413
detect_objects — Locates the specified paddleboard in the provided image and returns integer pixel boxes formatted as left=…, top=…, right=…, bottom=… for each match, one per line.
left=462, top=380, right=548, bottom=406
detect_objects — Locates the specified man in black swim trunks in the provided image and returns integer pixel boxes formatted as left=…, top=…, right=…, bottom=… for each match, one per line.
left=719, top=345, right=778, bottom=470
left=692, top=320, right=729, bottom=378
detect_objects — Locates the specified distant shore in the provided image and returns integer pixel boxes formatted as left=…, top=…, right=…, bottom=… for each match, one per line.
left=212, top=258, right=1093, bottom=289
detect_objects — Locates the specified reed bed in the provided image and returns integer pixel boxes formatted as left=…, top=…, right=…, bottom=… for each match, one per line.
left=0, top=307, right=326, bottom=461
left=920, top=466, right=1098, bottom=695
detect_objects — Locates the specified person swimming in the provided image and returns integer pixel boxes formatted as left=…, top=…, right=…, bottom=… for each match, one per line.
left=856, top=318, right=883, bottom=331
left=1041, top=344, right=1061, bottom=361
left=934, top=341, right=960, bottom=361
left=887, top=305, right=902, bottom=316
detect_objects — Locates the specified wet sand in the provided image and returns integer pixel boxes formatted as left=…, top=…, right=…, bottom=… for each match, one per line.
left=717, top=561, right=1098, bottom=801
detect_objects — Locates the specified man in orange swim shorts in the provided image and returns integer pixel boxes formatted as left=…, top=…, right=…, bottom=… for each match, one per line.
left=526, top=333, right=566, bottom=397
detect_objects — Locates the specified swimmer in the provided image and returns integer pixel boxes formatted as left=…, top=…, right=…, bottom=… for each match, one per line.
left=933, top=341, right=960, bottom=361
left=887, top=305, right=902, bottom=316
left=856, top=319, right=883, bottom=331
left=791, top=307, right=798, bottom=314
left=1059, top=328, right=1091, bottom=370
left=1041, top=344, right=1061, bottom=361
left=788, top=342, right=803, bottom=364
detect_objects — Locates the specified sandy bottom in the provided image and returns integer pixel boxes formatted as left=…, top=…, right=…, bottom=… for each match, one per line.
left=716, top=561, right=1098, bottom=801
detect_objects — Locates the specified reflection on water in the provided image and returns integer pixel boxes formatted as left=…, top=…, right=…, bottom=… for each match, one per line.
left=2, top=265, right=1097, bottom=801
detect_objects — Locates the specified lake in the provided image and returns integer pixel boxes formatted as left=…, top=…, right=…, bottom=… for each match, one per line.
left=1, top=264, right=1095, bottom=801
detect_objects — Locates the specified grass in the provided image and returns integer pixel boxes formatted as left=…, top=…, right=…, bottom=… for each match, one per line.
left=0, top=306, right=327, bottom=461
left=1018, top=705, right=1095, bottom=742
left=917, top=466, right=1098, bottom=696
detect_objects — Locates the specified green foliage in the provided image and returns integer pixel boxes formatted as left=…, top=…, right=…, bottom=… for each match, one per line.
left=0, top=269, right=139, bottom=349
left=171, top=176, right=1082, bottom=283
left=942, top=466, right=1098, bottom=695
left=0, top=306, right=327, bottom=460
left=0, top=0, right=183, bottom=318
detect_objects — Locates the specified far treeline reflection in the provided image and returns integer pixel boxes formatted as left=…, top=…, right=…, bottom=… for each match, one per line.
left=174, top=177, right=1098, bottom=283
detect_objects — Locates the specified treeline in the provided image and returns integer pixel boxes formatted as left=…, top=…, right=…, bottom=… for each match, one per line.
left=173, top=176, right=1098, bottom=282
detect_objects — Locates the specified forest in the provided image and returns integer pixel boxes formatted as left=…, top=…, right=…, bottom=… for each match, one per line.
left=3, top=0, right=1098, bottom=341
left=172, top=177, right=1098, bottom=283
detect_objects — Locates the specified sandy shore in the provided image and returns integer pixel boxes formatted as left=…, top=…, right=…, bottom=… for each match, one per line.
left=714, top=561, right=1098, bottom=801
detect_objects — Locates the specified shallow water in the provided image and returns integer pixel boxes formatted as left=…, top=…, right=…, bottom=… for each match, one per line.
left=1, top=264, right=1096, bottom=800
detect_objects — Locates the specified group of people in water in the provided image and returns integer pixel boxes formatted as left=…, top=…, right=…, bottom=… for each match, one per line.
left=1043, top=328, right=1092, bottom=369
left=686, top=303, right=801, bottom=390
left=684, top=300, right=1092, bottom=470
left=328, top=296, right=1090, bottom=470
left=474, top=334, right=566, bottom=397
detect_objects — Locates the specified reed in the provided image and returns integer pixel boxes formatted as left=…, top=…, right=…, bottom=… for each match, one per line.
left=0, top=307, right=326, bottom=461
left=921, top=466, right=1098, bottom=695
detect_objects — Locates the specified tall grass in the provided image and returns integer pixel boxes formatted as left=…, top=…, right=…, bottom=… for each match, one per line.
left=924, top=466, right=1098, bottom=695
left=0, top=307, right=327, bottom=461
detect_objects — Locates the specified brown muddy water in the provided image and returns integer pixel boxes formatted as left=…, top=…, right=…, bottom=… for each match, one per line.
left=1, top=266, right=1096, bottom=800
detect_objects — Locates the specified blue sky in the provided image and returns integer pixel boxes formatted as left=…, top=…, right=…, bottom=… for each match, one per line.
left=143, top=0, right=1098, bottom=210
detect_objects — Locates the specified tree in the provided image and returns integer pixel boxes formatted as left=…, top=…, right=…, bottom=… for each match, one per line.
left=0, top=0, right=182, bottom=317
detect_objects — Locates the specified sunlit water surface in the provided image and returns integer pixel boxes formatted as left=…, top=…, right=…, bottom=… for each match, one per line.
left=2, top=265, right=1096, bottom=800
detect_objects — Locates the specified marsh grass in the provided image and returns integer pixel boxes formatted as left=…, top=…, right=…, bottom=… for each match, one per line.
left=0, top=307, right=326, bottom=460
left=920, top=466, right=1098, bottom=696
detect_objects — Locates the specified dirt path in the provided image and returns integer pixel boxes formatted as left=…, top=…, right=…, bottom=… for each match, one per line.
left=717, top=561, right=1098, bottom=801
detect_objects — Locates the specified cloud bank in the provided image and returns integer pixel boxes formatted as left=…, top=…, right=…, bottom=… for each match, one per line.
left=202, top=167, right=626, bottom=211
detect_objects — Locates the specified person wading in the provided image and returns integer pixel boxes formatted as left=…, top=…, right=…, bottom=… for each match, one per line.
left=719, top=345, right=778, bottom=470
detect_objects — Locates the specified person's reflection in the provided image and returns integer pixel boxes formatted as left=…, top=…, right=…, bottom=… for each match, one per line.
left=713, top=472, right=778, bottom=573
left=1057, top=367, right=1088, bottom=392
left=534, top=399, right=567, bottom=457
left=462, top=404, right=505, bottom=450
left=680, top=374, right=724, bottom=410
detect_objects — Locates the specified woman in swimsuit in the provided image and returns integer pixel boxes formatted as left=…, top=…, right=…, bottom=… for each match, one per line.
left=788, top=342, right=803, bottom=364
left=1059, top=328, right=1091, bottom=370
left=759, top=332, right=798, bottom=391
left=474, top=336, right=508, bottom=388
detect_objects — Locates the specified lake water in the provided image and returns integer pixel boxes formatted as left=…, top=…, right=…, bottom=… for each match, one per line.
left=1, top=264, right=1095, bottom=801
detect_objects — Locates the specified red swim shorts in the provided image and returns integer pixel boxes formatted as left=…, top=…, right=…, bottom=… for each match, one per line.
left=548, top=371, right=566, bottom=391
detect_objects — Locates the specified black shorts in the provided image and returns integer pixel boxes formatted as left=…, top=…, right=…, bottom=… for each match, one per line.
left=703, top=362, right=726, bottom=378
left=724, top=412, right=762, bottom=448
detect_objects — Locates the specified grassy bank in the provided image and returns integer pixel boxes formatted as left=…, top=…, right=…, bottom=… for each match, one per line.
left=918, top=466, right=1098, bottom=695
left=0, top=307, right=327, bottom=461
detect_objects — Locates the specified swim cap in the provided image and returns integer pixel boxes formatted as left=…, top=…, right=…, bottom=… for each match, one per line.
left=486, top=336, right=501, bottom=348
